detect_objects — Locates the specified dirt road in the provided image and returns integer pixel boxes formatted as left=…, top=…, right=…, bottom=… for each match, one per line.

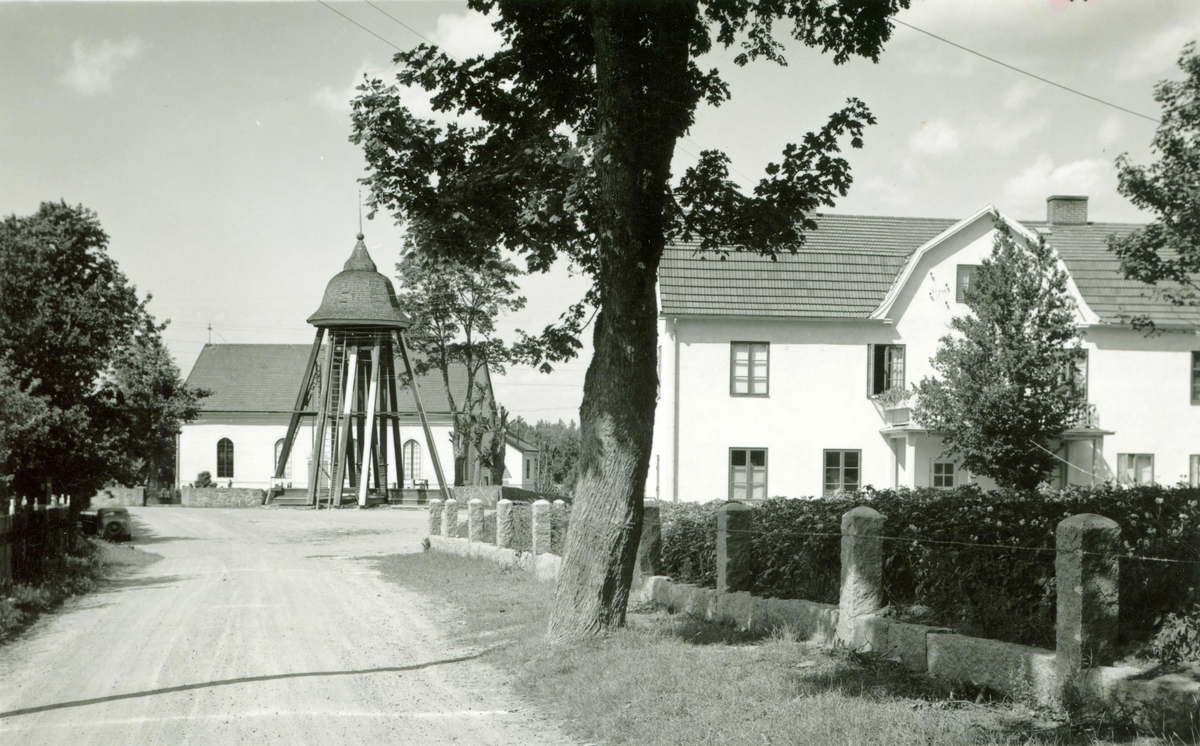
left=0, top=507, right=572, bottom=745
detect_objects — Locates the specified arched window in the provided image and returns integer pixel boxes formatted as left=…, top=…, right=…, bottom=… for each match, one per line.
left=403, top=440, right=421, bottom=484
left=274, top=439, right=291, bottom=480
left=217, top=438, right=234, bottom=479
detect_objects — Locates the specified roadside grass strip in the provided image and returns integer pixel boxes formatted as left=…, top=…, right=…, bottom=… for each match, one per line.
left=376, top=551, right=1175, bottom=746
left=0, top=539, right=160, bottom=645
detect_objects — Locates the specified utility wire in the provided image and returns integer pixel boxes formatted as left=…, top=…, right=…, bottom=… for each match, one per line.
left=893, top=18, right=1159, bottom=124
left=361, top=0, right=460, bottom=62
left=317, top=0, right=405, bottom=53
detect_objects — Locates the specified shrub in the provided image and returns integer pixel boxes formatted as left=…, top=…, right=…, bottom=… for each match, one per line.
left=193, top=471, right=215, bottom=488
left=658, top=485, right=1200, bottom=659
left=1149, top=605, right=1200, bottom=665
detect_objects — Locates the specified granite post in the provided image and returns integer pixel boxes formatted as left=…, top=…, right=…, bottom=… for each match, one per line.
left=531, top=499, right=552, bottom=555
left=427, top=498, right=443, bottom=536
left=1056, top=513, right=1121, bottom=673
left=496, top=499, right=514, bottom=549
left=467, top=498, right=485, bottom=543
left=636, top=500, right=663, bottom=578
left=716, top=502, right=753, bottom=594
left=441, top=497, right=458, bottom=538
left=836, top=505, right=885, bottom=646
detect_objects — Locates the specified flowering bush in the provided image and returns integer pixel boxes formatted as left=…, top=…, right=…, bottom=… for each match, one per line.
left=658, top=484, right=1200, bottom=658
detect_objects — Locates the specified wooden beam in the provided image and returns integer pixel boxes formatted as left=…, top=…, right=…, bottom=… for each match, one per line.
left=306, top=329, right=337, bottom=506
left=277, top=328, right=324, bottom=480
left=384, top=340, right=404, bottom=488
left=358, top=340, right=382, bottom=507
left=397, top=331, right=451, bottom=502
left=331, top=345, right=360, bottom=508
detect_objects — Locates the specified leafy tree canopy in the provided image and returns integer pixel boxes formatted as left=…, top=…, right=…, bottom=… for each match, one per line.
left=1110, top=43, right=1200, bottom=321
left=912, top=221, right=1084, bottom=491
left=351, top=0, right=908, bottom=639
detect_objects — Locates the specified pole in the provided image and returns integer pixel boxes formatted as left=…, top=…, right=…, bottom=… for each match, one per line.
left=397, top=331, right=451, bottom=503
left=331, top=345, right=360, bottom=508
left=358, top=340, right=381, bottom=507
left=307, top=330, right=337, bottom=507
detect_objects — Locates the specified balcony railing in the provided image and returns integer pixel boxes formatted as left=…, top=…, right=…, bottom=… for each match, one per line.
left=1066, top=402, right=1099, bottom=429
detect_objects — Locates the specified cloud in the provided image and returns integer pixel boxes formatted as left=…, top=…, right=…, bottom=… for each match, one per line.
left=973, top=115, right=1048, bottom=153
left=432, top=9, right=504, bottom=60
left=1001, top=80, right=1041, bottom=110
left=61, top=38, right=144, bottom=95
left=908, top=120, right=960, bottom=156
left=1115, top=22, right=1200, bottom=80
left=1097, top=116, right=1124, bottom=149
left=312, top=62, right=482, bottom=128
left=1000, top=155, right=1115, bottom=217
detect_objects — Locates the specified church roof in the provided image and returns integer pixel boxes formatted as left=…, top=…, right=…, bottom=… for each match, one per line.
left=186, top=343, right=487, bottom=416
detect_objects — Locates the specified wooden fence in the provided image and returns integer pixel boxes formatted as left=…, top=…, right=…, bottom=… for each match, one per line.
left=0, top=498, right=73, bottom=594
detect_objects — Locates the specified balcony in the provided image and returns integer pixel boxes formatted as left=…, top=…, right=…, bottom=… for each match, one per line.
left=1066, top=402, right=1101, bottom=430
left=871, top=387, right=913, bottom=426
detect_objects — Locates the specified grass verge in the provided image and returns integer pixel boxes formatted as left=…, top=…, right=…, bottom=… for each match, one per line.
left=0, top=536, right=160, bottom=645
left=376, top=550, right=1173, bottom=746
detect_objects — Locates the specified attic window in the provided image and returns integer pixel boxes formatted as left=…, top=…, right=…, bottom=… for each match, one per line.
left=956, top=265, right=979, bottom=304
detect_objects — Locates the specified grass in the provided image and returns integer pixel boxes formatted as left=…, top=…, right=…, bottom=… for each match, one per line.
left=376, top=550, right=1178, bottom=746
left=0, top=536, right=160, bottom=645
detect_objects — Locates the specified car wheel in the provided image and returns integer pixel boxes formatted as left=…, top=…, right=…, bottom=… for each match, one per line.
left=103, top=523, right=124, bottom=542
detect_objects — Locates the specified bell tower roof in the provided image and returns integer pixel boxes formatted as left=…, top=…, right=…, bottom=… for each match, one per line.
left=307, top=235, right=409, bottom=329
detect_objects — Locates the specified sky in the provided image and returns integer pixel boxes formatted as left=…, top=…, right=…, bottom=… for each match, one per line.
left=1, top=0, right=1197, bottom=423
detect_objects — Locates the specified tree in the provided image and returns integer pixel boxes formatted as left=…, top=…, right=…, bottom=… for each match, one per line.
left=511, top=417, right=581, bottom=496
left=395, top=252, right=525, bottom=485
left=104, top=320, right=209, bottom=492
left=0, top=360, right=50, bottom=500
left=475, top=403, right=510, bottom=486
left=351, top=0, right=908, bottom=639
left=1109, top=43, right=1200, bottom=322
left=911, top=222, right=1084, bottom=491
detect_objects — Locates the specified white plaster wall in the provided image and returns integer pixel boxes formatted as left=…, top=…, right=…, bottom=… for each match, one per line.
left=179, top=414, right=456, bottom=490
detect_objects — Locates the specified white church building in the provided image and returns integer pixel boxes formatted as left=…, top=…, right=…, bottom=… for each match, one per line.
left=650, top=195, right=1200, bottom=502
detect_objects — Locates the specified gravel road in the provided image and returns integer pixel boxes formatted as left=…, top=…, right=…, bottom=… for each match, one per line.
left=0, top=507, right=573, bottom=746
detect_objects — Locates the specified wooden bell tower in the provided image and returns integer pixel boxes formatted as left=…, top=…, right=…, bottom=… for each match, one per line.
left=274, top=234, right=449, bottom=508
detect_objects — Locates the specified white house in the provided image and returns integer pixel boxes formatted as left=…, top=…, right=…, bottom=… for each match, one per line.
left=650, top=195, right=1200, bottom=503
left=178, top=343, right=537, bottom=491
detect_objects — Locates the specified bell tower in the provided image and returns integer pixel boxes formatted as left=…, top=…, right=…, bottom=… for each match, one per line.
left=274, top=234, right=449, bottom=507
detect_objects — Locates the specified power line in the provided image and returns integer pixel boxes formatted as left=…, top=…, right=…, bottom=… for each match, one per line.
left=361, top=0, right=459, bottom=62
left=316, top=0, right=405, bottom=53
left=893, top=18, right=1159, bottom=124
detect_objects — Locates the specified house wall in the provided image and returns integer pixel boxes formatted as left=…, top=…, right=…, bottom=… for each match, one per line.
left=178, top=413, right=457, bottom=491
left=500, top=442, right=537, bottom=489
left=652, top=216, right=1200, bottom=502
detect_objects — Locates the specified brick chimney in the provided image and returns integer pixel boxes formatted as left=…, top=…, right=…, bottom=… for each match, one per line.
left=1046, top=195, right=1088, bottom=225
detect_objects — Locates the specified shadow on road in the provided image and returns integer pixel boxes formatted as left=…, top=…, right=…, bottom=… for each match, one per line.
left=96, top=574, right=193, bottom=594
left=0, top=649, right=497, bottom=720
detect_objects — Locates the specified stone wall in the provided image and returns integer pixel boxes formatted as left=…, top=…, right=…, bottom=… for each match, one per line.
left=91, top=486, right=144, bottom=508
left=180, top=486, right=265, bottom=508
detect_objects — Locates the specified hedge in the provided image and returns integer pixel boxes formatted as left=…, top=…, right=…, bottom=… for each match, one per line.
left=659, top=484, right=1200, bottom=655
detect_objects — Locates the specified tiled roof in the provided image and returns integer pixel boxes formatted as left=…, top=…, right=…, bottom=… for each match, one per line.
left=187, top=343, right=485, bottom=415
left=661, top=212, right=1200, bottom=327
left=1024, top=221, right=1200, bottom=327
left=660, top=214, right=956, bottom=318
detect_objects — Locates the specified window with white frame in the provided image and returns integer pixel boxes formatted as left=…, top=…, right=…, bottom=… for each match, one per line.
left=1117, top=453, right=1154, bottom=485
left=1190, top=455, right=1200, bottom=487
left=730, top=342, right=769, bottom=396
left=403, top=440, right=421, bottom=483
left=956, top=265, right=979, bottom=303
left=867, top=344, right=906, bottom=397
left=931, top=461, right=957, bottom=488
left=729, top=448, right=767, bottom=501
left=823, top=450, right=860, bottom=495
left=1192, top=352, right=1200, bottom=404
left=216, top=438, right=234, bottom=479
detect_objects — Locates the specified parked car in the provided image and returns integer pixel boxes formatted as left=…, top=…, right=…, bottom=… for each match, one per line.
left=80, top=507, right=132, bottom=541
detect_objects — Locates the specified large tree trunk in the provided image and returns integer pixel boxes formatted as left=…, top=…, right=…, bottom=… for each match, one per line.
left=548, top=0, right=693, bottom=641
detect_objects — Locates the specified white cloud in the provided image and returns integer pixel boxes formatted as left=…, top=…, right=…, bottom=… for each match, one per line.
left=973, top=115, right=1048, bottom=153
left=1001, top=80, right=1040, bottom=110
left=1115, top=23, right=1200, bottom=80
left=1000, top=155, right=1115, bottom=217
left=908, top=120, right=961, bottom=156
left=1097, top=116, right=1124, bottom=149
left=61, top=37, right=143, bottom=96
left=311, top=63, right=482, bottom=128
left=432, top=9, right=503, bottom=60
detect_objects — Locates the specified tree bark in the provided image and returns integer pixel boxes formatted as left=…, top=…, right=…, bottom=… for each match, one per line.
left=548, top=0, right=693, bottom=641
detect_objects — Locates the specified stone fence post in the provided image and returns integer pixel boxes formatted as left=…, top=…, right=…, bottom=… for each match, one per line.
left=1056, top=513, right=1120, bottom=674
left=532, top=500, right=552, bottom=555
left=551, top=499, right=568, bottom=555
left=441, top=498, right=458, bottom=538
left=496, top=499, right=514, bottom=549
left=467, top=499, right=485, bottom=542
left=836, top=505, right=885, bottom=646
left=636, top=500, right=662, bottom=578
left=716, top=501, right=753, bottom=594
left=428, top=498, right=443, bottom=536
